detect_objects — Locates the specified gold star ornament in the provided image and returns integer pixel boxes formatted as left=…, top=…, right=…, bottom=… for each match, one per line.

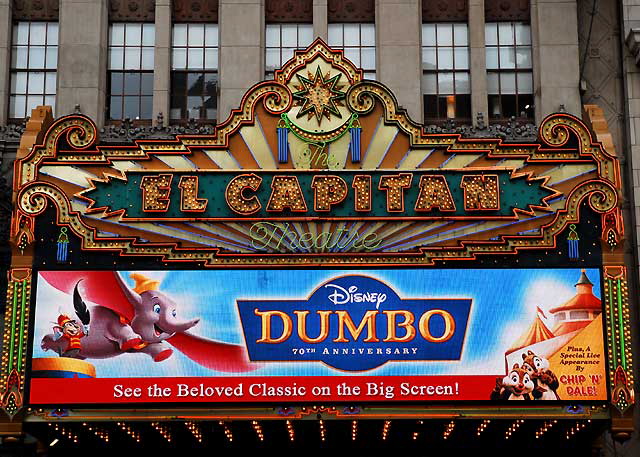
left=292, top=66, right=346, bottom=124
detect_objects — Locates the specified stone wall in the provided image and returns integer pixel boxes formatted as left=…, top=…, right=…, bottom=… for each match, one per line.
left=619, top=0, right=640, bottom=453
left=0, top=0, right=588, bottom=127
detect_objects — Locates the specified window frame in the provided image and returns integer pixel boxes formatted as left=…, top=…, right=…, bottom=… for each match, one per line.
left=170, top=23, right=219, bottom=123
left=265, top=23, right=313, bottom=79
left=421, top=22, right=471, bottom=124
left=327, top=23, right=376, bottom=79
left=9, top=21, right=58, bottom=121
left=107, top=22, right=155, bottom=122
left=485, top=21, right=534, bottom=121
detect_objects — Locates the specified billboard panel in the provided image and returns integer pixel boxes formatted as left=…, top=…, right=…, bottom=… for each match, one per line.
left=28, top=268, right=607, bottom=404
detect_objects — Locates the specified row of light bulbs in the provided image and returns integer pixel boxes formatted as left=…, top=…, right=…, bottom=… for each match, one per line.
left=412, top=420, right=424, bottom=440
left=382, top=420, right=391, bottom=440
left=220, top=421, right=233, bottom=442
left=185, top=421, right=203, bottom=444
left=82, top=422, right=109, bottom=443
left=566, top=420, right=591, bottom=439
left=251, top=420, right=264, bottom=442
left=476, top=419, right=491, bottom=436
left=45, top=418, right=595, bottom=445
left=505, top=419, right=525, bottom=439
left=286, top=420, right=295, bottom=442
left=47, top=422, right=78, bottom=444
left=116, top=421, right=141, bottom=443
left=536, top=420, right=558, bottom=439
left=150, top=421, right=172, bottom=442
left=443, top=420, right=455, bottom=440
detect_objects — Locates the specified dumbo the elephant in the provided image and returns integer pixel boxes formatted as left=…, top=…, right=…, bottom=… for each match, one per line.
left=38, top=271, right=254, bottom=372
left=42, top=273, right=199, bottom=362
left=38, top=271, right=255, bottom=372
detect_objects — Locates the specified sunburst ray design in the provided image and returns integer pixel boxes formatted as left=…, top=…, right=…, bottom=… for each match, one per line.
left=292, top=66, right=346, bottom=123
left=23, top=77, right=616, bottom=262
left=36, top=106, right=589, bottom=256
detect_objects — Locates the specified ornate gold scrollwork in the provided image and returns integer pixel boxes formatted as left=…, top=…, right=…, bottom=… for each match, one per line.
left=262, top=84, right=294, bottom=114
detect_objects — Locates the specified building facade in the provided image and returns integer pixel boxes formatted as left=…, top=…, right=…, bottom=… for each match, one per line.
left=0, top=0, right=638, bottom=456
left=0, top=0, right=589, bottom=128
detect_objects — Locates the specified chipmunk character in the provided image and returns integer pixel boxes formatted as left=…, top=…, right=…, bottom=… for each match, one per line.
left=521, top=350, right=560, bottom=400
left=490, top=363, right=535, bottom=400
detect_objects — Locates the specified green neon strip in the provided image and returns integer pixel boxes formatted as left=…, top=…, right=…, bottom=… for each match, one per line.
left=17, top=280, right=27, bottom=371
left=617, top=279, right=626, bottom=371
left=282, top=113, right=357, bottom=145
left=7, top=281, right=18, bottom=373
left=607, top=279, right=617, bottom=369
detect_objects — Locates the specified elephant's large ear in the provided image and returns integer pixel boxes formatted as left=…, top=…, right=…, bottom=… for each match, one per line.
left=40, top=271, right=139, bottom=323
left=114, top=272, right=142, bottom=309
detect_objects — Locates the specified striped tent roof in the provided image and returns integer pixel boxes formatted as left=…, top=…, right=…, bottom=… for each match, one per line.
left=506, top=315, right=554, bottom=355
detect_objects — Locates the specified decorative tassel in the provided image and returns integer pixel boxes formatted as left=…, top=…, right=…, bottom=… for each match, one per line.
left=567, top=224, right=580, bottom=260
left=602, top=209, right=622, bottom=250
left=349, top=120, right=362, bottom=163
left=56, top=227, right=69, bottom=263
left=15, top=215, right=34, bottom=253
left=277, top=119, right=289, bottom=164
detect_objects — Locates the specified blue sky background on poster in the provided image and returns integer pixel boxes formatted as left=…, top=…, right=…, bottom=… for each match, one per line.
left=31, top=268, right=601, bottom=378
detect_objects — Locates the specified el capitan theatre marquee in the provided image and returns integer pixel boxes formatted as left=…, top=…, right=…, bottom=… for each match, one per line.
left=0, top=41, right=634, bottom=424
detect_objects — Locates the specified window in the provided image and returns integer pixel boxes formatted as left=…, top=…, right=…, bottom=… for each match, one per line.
left=9, top=21, right=58, bottom=119
left=108, top=23, right=154, bottom=121
left=569, top=311, right=589, bottom=320
left=171, top=23, right=218, bottom=122
left=328, top=23, right=375, bottom=79
left=554, top=312, right=566, bottom=324
left=266, top=24, right=313, bottom=79
left=485, top=22, right=533, bottom=120
left=422, top=23, right=470, bottom=122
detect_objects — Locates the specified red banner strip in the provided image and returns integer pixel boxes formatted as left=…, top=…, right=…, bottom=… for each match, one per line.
left=30, top=376, right=499, bottom=404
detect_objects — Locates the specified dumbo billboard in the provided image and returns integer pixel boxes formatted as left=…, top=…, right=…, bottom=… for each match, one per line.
left=27, top=268, right=607, bottom=405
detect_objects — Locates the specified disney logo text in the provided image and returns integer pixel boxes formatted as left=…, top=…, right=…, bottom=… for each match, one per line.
left=324, top=283, right=387, bottom=309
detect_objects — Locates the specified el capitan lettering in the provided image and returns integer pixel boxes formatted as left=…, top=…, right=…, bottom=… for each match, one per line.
left=82, top=169, right=555, bottom=221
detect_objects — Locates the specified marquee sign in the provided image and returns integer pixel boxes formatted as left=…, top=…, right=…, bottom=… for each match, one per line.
left=0, top=40, right=634, bottom=419
left=28, top=268, right=606, bottom=404
left=82, top=169, right=555, bottom=221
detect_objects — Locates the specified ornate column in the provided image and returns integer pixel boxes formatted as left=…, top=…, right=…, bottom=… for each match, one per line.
left=530, top=0, right=581, bottom=122
left=375, top=0, right=422, bottom=120
left=469, top=0, right=488, bottom=126
left=57, top=0, right=109, bottom=126
left=313, top=0, right=328, bottom=41
left=583, top=105, right=636, bottom=449
left=0, top=0, right=12, bottom=125
left=1, top=106, right=53, bottom=418
left=153, top=0, right=171, bottom=126
left=218, top=0, right=264, bottom=121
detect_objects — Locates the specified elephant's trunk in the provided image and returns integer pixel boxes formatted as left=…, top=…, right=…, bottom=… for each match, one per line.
left=163, top=316, right=200, bottom=334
